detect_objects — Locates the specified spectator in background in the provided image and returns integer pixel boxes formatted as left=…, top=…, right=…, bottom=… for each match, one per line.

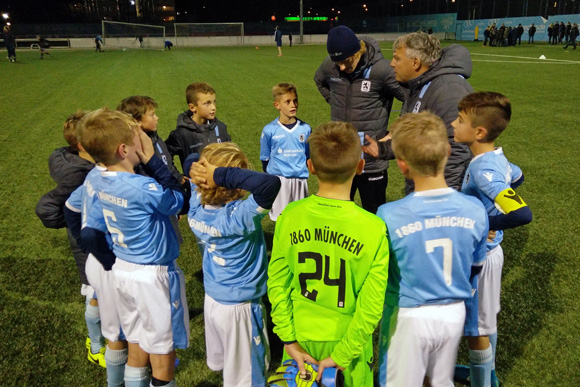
left=274, top=25, right=282, bottom=56
left=516, top=24, right=524, bottom=45
left=289, top=32, right=293, bottom=46
left=164, top=40, right=173, bottom=50
left=559, top=21, right=565, bottom=43
left=3, top=26, right=16, bottom=62
left=563, top=23, right=579, bottom=50
left=483, top=26, right=490, bottom=47
left=565, top=22, right=572, bottom=43
left=528, top=23, right=536, bottom=43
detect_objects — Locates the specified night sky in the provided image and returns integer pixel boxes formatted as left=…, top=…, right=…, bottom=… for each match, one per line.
left=0, top=0, right=377, bottom=23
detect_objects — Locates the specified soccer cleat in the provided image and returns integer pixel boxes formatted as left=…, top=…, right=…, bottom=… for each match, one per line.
left=87, top=346, right=107, bottom=368
left=491, top=370, right=501, bottom=387
left=85, top=337, right=91, bottom=350
left=454, top=365, right=471, bottom=386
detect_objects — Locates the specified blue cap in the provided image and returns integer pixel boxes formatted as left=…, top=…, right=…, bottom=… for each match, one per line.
left=326, top=26, right=360, bottom=62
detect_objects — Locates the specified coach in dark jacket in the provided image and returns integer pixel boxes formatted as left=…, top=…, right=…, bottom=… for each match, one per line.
left=365, top=32, right=473, bottom=194
left=314, top=25, right=404, bottom=214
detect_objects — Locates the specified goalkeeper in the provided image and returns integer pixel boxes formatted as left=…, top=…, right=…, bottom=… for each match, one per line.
left=267, top=121, right=390, bottom=387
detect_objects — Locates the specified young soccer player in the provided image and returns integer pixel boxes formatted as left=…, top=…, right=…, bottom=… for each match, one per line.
left=34, top=111, right=107, bottom=367
left=267, top=121, right=390, bottom=387
left=166, top=82, right=231, bottom=172
left=260, top=82, right=311, bottom=221
left=452, top=92, right=532, bottom=387
left=187, top=142, right=280, bottom=387
left=118, top=95, right=187, bottom=243
left=37, top=35, right=51, bottom=59
left=65, top=165, right=136, bottom=386
left=81, top=108, right=189, bottom=387
left=375, top=111, right=489, bottom=387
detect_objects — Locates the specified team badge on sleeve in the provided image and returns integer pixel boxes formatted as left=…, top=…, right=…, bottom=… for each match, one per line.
left=267, top=359, right=343, bottom=387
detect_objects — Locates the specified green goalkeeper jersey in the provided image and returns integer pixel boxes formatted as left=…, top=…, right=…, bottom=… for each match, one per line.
left=268, top=195, right=389, bottom=367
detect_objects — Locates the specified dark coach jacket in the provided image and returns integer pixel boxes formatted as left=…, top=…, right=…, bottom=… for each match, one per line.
left=379, top=45, right=473, bottom=191
left=314, top=36, right=405, bottom=174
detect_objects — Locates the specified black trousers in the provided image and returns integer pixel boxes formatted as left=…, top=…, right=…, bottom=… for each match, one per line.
left=350, top=170, right=388, bottom=215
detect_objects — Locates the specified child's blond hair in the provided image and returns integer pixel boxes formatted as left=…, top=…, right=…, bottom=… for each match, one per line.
left=272, top=83, right=297, bottom=101
left=63, top=110, right=88, bottom=151
left=117, top=96, right=158, bottom=121
left=308, top=121, right=361, bottom=184
left=458, top=92, right=511, bottom=142
left=197, top=143, right=250, bottom=206
left=79, top=108, right=138, bottom=165
left=390, top=111, right=449, bottom=177
left=186, top=82, right=216, bottom=105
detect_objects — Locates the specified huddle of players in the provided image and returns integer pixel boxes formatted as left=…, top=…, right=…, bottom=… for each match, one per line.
left=39, top=80, right=531, bottom=387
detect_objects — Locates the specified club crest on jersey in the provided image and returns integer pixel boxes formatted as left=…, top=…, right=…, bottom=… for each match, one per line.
left=299, top=134, right=305, bottom=142
left=148, top=183, right=158, bottom=191
left=278, top=147, right=283, bottom=154
left=361, top=80, right=371, bottom=92
left=413, top=101, right=422, bottom=113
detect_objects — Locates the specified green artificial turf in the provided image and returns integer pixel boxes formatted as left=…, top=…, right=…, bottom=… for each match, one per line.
left=0, top=41, right=578, bottom=386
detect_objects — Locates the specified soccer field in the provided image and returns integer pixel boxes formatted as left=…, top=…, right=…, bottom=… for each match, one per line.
left=0, top=42, right=579, bottom=386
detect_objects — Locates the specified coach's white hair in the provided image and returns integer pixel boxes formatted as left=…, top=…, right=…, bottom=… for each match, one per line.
left=393, top=32, right=442, bottom=67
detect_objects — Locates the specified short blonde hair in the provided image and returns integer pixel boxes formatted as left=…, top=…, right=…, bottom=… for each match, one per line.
left=79, top=108, right=138, bottom=165
left=393, top=32, right=442, bottom=67
left=308, top=121, right=361, bottom=184
left=272, top=83, right=297, bottom=101
left=390, top=111, right=449, bottom=177
left=63, top=110, right=88, bottom=151
left=197, top=143, right=250, bottom=206
left=186, top=82, right=215, bottom=105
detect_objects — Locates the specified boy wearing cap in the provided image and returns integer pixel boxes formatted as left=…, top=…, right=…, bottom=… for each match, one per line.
left=314, top=25, right=405, bottom=215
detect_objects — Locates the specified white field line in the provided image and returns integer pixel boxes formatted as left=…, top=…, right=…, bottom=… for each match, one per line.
left=471, top=52, right=580, bottom=64
left=472, top=59, right=580, bottom=64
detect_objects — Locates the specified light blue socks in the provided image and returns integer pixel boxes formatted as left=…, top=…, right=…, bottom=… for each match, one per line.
left=125, top=365, right=151, bottom=387
left=105, top=347, right=128, bottom=386
left=469, top=344, right=493, bottom=387
left=85, top=300, right=104, bottom=353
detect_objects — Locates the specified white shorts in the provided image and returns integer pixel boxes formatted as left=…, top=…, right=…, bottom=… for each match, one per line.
left=112, top=258, right=190, bottom=354
left=85, top=254, right=123, bottom=342
left=379, top=302, right=466, bottom=387
left=269, top=176, right=308, bottom=221
left=464, top=245, right=504, bottom=337
left=204, top=294, right=270, bottom=387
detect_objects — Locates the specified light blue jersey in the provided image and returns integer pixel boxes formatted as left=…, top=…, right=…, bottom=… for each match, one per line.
left=188, top=184, right=269, bottom=304
left=376, top=188, right=488, bottom=308
left=67, top=166, right=109, bottom=234
left=462, top=148, right=522, bottom=250
left=91, top=170, right=183, bottom=265
left=260, top=118, right=311, bottom=179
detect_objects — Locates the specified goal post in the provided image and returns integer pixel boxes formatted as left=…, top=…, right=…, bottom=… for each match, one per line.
left=102, top=21, right=166, bottom=49
left=174, top=23, right=244, bottom=47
